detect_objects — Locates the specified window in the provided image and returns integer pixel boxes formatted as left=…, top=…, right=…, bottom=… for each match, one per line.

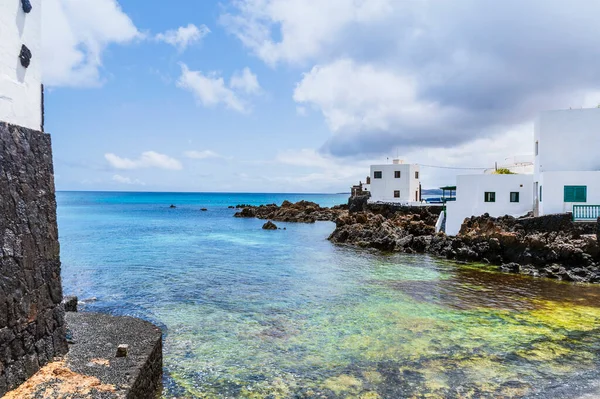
left=510, top=192, right=520, bottom=203
left=374, top=171, right=382, bottom=179
left=484, top=192, right=496, bottom=202
left=415, top=171, right=419, bottom=179
left=394, top=171, right=401, bottom=178
left=535, top=140, right=539, bottom=156
left=394, top=190, right=400, bottom=198
left=540, top=186, right=542, bottom=202
left=564, top=186, right=587, bottom=202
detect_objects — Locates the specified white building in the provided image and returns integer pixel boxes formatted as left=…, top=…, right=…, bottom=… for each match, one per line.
left=0, top=0, right=43, bottom=131
left=534, top=109, right=600, bottom=216
left=445, top=108, right=600, bottom=236
left=367, top=160, right=421, bottom=203
left=445, top=174, right=534, bottom=235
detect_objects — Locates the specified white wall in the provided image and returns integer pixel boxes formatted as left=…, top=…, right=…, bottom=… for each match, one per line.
left=538, top=171, right=600, bottom=215
left=0, top=0, right=42, bottom=130
left=535, top=108, right=600, bottom=175
left=369, top=163, right=420, bottom=203
left=445, top=174, right=534, bottom=236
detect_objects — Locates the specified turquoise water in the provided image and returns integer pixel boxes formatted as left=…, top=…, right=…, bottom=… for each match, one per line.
left=57, top=191, right=600, bottom=398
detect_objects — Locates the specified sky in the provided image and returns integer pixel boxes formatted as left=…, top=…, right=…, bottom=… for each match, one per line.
left=44, top=0, right=600, bottom=193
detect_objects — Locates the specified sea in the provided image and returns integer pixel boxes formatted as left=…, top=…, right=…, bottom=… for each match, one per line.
left=57, top=191, right=600, bottom=399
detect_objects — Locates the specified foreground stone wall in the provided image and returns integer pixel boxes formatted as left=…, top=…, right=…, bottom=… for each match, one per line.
left=0, top=122, right=67, bottom=395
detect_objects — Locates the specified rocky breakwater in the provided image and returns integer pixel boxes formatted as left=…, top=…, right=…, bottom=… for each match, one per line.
left=234, top=200, right=347, bottom=223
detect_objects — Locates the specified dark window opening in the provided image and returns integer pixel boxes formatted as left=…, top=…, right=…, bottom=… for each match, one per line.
left=22, top=0, right=32, bottom=13
left=374, top=171, right=382, bottom=179
left=510, top=192, right=520, bottom=203
left=394, top=171, right=401, bottom=178
left=19, top=45, right=32, bottom=68
left=394, top=190, right=400, bottom=198
left=415, top=171, right=419, bottom=179
left=484, top=192, right=496, bottom=202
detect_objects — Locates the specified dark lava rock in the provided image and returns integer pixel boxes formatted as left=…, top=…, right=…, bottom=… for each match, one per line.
left=228, top=206, right=235, bottom=209
left=169, top=204, right=176, bottom=208
left=327, top=201, right=600, bottom=284
left=234, top=200, right=346, bottom=223
left=62, top=296, right=78, bottom=312
left=200, top=208, right=208, bottom=211
left=263, top=221, right=278, bottom=230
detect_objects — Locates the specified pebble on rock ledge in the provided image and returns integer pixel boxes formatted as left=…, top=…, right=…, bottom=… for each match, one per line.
left=116, top=344, right=129, bottom=358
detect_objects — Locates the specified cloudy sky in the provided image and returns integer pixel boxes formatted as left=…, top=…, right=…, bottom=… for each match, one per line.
left=45, top=0, right=600, bottom=193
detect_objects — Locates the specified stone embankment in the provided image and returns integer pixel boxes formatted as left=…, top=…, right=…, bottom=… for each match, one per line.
left=329, top=196, right=600, bottom=283
left=234, top=200, right=347, bottom=223
left=4, top=306, right=163, bottom=399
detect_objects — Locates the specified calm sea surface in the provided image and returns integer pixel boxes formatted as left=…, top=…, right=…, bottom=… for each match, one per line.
left=57, top=191, right=600, bottom=398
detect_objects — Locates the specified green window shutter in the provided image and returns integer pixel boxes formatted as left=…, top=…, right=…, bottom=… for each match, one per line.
left=564, top=186, right=587, bottom=202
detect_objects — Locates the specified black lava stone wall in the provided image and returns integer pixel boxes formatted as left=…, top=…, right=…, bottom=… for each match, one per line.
left=0, top=122, right=68, bottom=395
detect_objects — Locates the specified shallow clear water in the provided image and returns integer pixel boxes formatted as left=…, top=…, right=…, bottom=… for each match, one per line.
left=57, top=192, right=600, bottom=398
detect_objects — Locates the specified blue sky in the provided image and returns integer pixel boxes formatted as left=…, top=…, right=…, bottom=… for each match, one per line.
left=43, top=0, right=600, bottom=192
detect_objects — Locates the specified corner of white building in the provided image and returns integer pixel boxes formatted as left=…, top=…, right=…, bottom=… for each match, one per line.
left=0, top=0, right=43, bottom=131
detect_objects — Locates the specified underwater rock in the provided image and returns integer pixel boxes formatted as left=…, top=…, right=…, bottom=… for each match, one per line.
left=200, top=208, right=208, bottom=211
left=169, top=205, right=176, bottom=209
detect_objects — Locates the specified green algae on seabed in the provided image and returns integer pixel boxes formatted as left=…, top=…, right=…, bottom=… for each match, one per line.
left=160, top=257, right=600, bottom=399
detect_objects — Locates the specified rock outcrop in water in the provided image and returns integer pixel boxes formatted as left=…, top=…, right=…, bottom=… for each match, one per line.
left=328, top=205, right=442, bottom=252
left=262, top=221, right=278, bottom=230
left=434, top=213, right=600, bottom=282
left=234, top=200, right=347, bottom=223
left=328, top=197, right=600, bottom=283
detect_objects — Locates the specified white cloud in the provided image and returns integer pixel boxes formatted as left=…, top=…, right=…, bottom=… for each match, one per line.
left=230, top=67, right=261, bottom=94
left=155, top=23, right=210, bottom=51
left=184, top=150, right=222, bottom=160
left=177, top=64, right=261, bottom=113
left=223, top=0, right=600, bottom=158
left=220, top=0, right=392, bottom=66
left=105, top=151, right=183, bottom=170
left=112, top=174, right=145, bottom=185
left=43, top=0, right=141, bottom=87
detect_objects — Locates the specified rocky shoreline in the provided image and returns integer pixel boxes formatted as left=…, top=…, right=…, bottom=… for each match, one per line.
left=234, top=200, right=347, bottom=223
left=237, top=198, right=600, bottom=283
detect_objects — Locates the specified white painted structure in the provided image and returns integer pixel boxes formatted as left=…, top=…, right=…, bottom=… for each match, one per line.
left=0, top=0, right=42, bottom=130
left=368, top=160, right=421, bottom=203
left=444, top=107, right=600, bottom=236
left=445, top=174, right=534, bottom=236
left=536, top=171, right=600, bottom=216
left=533, top=109, right=600, bottom=216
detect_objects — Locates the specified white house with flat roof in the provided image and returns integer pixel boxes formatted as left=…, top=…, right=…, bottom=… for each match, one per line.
left=0, top=0, right=42, bottom=131
left=445, top=174, right=534, bottom=235
left=444, top=107, right=600, bottom=236
left=367, top=160, right=421, bottom=203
